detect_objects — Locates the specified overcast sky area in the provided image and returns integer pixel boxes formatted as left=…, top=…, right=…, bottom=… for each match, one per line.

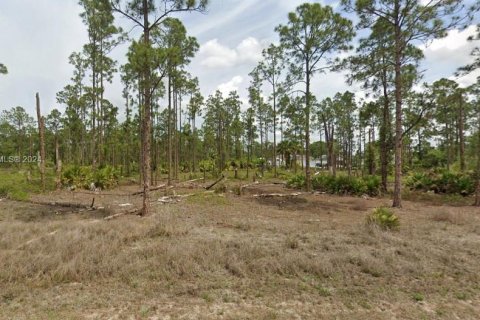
left=0, top=0, right=479, bottom=120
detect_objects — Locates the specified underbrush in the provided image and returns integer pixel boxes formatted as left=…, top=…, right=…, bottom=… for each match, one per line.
left=287, top=174, right=380, bottom=196
left=62, top=165, right=119, bottom=190
left=406, top=171, right=476, bottom=196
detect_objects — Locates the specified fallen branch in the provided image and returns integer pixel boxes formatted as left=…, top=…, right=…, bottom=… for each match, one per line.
left=253, top=192, right=302, bottom=198
left=27, top=199, right=92, bottom=209
left=178, top=178, right=203, bottom=185
left=205, top=175, right=225, bottom=190
left=240, top=181, right=259, bottom=190
left=131, top=184, right=168, bottom=196
left=156, top=193, right=195, bottom=204
left=104, top=208, right=140, bottom=221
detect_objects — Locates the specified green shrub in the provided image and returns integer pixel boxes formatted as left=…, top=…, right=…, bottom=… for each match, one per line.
left=286, top=174, right=306, bottom=189
left=406, top=172, right=432, bottom=191
left=94, top=166, right=119, bottom=189
left=62, top=165, right=93, bottom=189
left=406, top=171, right=475, bottom=195
left=412, top=292, right=424, bottom=302
left=311, top=174, right=380, bottom=196
left=366, top=207, right=399, bottom=230
left=62, top=165, right=119, bottom=190
left=363, top=175, right=381, bottom=196
left=199, top=159, right=215, bottom=173
left=288, top=174, right=380, bottom=196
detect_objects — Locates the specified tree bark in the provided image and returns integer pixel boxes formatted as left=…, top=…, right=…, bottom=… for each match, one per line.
left=458, top=92, right=465, bottom=172
left=36, top=93, right=46, bottom=192
left=392, top=8, right=403, bottom=208
left=55, top=135, right=62, bottom=191
left=305, top=60, right=311, bottom=191
left=140, top=0, right=151, bottom=215
left=272, top=82, right=277, bottom=178
left=380, top=69, right=390, bottom=193
left=168, top=75, right=172, bottom=186
left=475, top=106, right=480, bottom=206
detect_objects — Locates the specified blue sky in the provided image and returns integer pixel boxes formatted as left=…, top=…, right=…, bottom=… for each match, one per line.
left=0, top=0, right=478, bottom=119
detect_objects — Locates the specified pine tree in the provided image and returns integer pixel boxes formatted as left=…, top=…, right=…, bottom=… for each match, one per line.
left=276, top=3, right=354, bottom=191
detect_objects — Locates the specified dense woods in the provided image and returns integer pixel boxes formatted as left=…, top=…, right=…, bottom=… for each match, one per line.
left=1, top=0, right=480, bottom=214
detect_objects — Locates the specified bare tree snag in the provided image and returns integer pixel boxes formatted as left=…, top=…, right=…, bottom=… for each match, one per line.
left=36, top=93, right=46, bottom=192
left=205, top=175, right=225, bottom=190
left=56, top=159, right=62, bottom=191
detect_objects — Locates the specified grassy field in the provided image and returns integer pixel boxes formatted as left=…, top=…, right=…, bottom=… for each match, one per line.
left=0, top=181, right=479, bottom=319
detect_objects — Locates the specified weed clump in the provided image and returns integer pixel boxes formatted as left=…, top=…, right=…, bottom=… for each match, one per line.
left=366, top=207, right=399, bottom=231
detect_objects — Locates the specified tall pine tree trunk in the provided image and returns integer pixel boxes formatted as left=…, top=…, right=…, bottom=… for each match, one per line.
left=392, top=13, right=403, bottom=208
left=380, top=70, right=390, bottom=193
left=459, top=93, right=465, bottom=172
left=305, top=63, right=311, bottom=191
left=167, top=75, right=172, bottom=186
left=475, top=105, right=480, bottom=206
left=273, top=84, right=277, bottom=178
left=140, top=0, right=152, bottom=215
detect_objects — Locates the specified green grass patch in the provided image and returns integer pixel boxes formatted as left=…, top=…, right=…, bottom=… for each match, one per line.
left=0, top=167, right=55, bottom=200
left=186, top=192, right=230, bottom=206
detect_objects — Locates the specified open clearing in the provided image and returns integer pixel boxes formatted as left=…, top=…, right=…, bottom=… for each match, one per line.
left=1, top=184, right=480, bottom=319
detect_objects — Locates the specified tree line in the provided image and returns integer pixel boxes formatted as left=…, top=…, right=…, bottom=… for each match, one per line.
left=1, top=0, right=480, bottom=214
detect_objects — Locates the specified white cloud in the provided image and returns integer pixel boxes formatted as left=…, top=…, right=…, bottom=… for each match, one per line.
left=421, top=25, right=477, bottom=52
left=419, top=25, right=478, bottom=85
left=217, top=76, right=244, bottom=95
left=198, top=39, right=238, bottom=68
left=449, top=70, right=480, bottom=88
left=199, top=37, right=264, bottom=68
left=236, top=37, right=263, bottom=62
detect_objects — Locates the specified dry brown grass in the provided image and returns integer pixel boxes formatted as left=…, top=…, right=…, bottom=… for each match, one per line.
left=1, top=190, right=480, bottom=319
left=431, top=209, right=469, bottom=225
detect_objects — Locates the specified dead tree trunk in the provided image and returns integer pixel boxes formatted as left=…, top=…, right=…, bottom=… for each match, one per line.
left=55, top=135, right=62, bottom=190
left=36, top=93, right=46, bottom=192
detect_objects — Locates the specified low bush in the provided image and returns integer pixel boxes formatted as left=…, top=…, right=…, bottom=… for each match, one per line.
left=199, top=159, right=215, bottom=173
left=366, top=207, right=399, bottom=231
left=406, top=171, right=475, bottom=196
left=295, top=174, right=380, bottom=196
left=94, top=166, right=119, bottom=189
left=62, top=165, right=119, bottom=190
left=286, top=174, right=306, bottom=189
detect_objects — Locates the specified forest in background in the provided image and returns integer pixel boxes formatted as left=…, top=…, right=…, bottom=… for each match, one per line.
left=1, top=0, right=480, bottom=214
